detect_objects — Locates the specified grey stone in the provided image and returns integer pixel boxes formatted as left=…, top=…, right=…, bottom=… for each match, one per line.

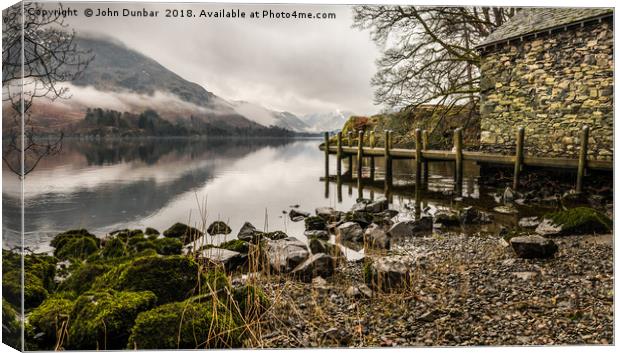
left=510, top=235, right=558, bottom=259
left=266, top=237, right=309, bottom=273
left=304, top=230, right=329, bottom=240
left=518, top=216, right=541, bottom=228
left=351, top=197, right=388, bottom=213
left=535, top=218, right=563, bottom=236
left=197, top=248, right=245, bottom=271
left=289, top=209, right=310, bottom=222
left=315, top=207, right=338, bottom=221
left=237, top=222, right=257, bottom=241
left=433, top=211, right=461, bottom=226
left=336, top=222, right=364, bottom=242
left=291, top=253, right=335, bottom=282
left=363, top=224, right=390, bottom=250
left=365, top=256, right=416, bottom=291
left=459, top=206, right=492, bottom=224
left=503, top=187, right=515, bottom=203
left=387, top=216, right=433, bottom=237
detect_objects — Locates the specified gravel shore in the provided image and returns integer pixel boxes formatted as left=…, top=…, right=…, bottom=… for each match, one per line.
left=257, top=232, right=613, bottom=347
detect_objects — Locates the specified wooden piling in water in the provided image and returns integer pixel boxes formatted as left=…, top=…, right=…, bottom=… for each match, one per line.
left=370, top=130, right=376, bottom=181
left=324, top=132, right=329, bottom=177
left=415, top=129, right=422, bottom=189
left=422, top=130, right=429, bottom=183
left=347, top=131, right=353, bottom=174
left=454, top=128, right=463, bottom=193
left=576, top=125, right=589, bottom=194
left=384, top=130, right=392, bottom=187
left=357, top=130, right=364, bottom=181
left=336, top=131, right=342, bottom=177
left=513, top=127, right=525, bottom=191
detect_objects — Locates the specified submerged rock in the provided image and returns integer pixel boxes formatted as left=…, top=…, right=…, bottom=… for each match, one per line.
left=289, top=209, right=310, bottom=222
left=291, top=253, right=335, bottom=282
left=535, top=207, right=612, bottom=236
left=351, top=197, right=388, bottom=213
left=459, top=206, right=492, bottom=224
left=265, top=237, right=310, bottom=273
left=336, top=222, right=364, bottom=242
left=207, top=221, right=232, bottom=235
left=510, top=235, right=558, bottom=259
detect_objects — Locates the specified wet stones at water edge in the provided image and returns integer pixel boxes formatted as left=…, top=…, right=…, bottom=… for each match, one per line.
left=289, top=209, right=311, bottom=222
left=535, top=207, right=612, bottom=236
left=163, top=223, right=203, bottom=244
left=265, top=237, right=310, bottom=273
left=305, top=216, right=328, bottom=231
left=351, top=197, right=389, bottom=213
left=459, top=206, right=492, bottom=224
left=387, top=216, right=433, bottom=238
left=291, top=253, right=336, bottom=282
left=510, top=235, right=558, bottom=259
left=363, top=224, right=390, bottom=250
left=336, top=222, right=364, bottom=242
left=207, top=220, right=232, bottom=235
left=304, top=230, right=330, bottom=240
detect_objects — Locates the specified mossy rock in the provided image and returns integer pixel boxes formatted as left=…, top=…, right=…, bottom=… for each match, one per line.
left=58, top=262, right=113, bottom=295
left=101, top=237, right=128, bottom=258
left=55, top=236, right=100, bottom=260
left=207, top=221, right=232, bottom=235
left=218, top=239, right=249, bottom=254
left=93, top=255, right=203, bottom=304
left=544, top=207, right=612, bottom=235
left=129, top=238, right=158, bottom=254
left=51, top=229, right=100, bottom=249
left=3, top=270, right=48, bottom=309
left=3, top=250, right=57, bottom=293
left=202, top=268, right=230, bottom=294
left=163, top=223, right=203, bottom=244
left=153, top=237, right=183, bottom=255
left=263, top=230, right=288, bottom=240
left=304, top=216, right=327, bottom=231
left=144, top=227, right=160, bottom=236
left=67, top=289, right=157, bottom=350
left=28, top=297, right=74, bottom=349
left=232, top=285, right=269, bottom=320
left=2, top=299, right=21, bottom=350
left=110, top=229, right=143, bottom=241
left=127, top=299, right=242, bottom=349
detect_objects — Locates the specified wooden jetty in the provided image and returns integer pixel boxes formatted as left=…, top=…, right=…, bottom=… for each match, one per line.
left=320, top=126, right=612, bottom=195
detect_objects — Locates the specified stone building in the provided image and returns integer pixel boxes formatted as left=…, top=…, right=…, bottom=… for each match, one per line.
left=476, top=8, right=613, bottom=160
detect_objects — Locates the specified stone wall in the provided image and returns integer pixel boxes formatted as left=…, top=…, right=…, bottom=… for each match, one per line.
left=479, top=19, right=613, bottom=160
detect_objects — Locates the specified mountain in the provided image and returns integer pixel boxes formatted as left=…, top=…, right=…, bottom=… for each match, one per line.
left=301, top=111, right=354, bottom=133
left=230, top=101, right=310, bottom=132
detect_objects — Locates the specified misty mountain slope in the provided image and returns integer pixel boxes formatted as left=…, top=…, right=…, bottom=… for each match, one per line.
left=230, top=100, right=310, bottom=132
left=301, top=111, right=354, bottom=132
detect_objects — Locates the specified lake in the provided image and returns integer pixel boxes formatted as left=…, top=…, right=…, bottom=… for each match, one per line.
left=2, top=137, right=533, bottom=254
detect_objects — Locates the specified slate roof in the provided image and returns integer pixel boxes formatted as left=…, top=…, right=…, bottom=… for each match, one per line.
left=477, top=7, right=613, bottom=48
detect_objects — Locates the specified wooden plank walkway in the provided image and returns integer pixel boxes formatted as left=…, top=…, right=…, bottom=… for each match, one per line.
left=320, top=127, right=612, bottom=195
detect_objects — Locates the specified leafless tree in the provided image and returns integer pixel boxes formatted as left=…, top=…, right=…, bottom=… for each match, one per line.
left=353, top=6, right=517, bottom=116
left=2, top=2, right=92, bottom=177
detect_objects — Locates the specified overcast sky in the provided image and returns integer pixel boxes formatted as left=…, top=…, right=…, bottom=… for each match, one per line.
left=57, top=3, right=381, bottom=115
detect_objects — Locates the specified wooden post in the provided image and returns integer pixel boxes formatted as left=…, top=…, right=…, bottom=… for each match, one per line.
left=324, top=132, right=329, bottom=177
left=384, top=130, right=392, bottom=188
left=576, top=125, right=589, bottom=193
left=347, top=131, right=353, bottom=175
left=454, top=128, right=463, bottom=194
left=336, top=131, right=342, bottom=177
left=513, top=127, right=525, bottom=191
left=415, top=129, right=422, bottom=191
left=357, top=130, right=364, bottom=181
left=422, top=129, right=429, bottom=184
left=370, top=129, right=376, bottom=181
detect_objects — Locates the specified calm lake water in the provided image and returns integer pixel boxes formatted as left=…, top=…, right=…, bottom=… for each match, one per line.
left=2, top=137, right=536, bottom=253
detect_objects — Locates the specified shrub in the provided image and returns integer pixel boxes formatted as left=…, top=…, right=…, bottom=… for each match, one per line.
left=127, top=299, right=242, bottom=349
left=67, top=289, right=157, bottom=350
left=28, top=297, right=74, bottom=349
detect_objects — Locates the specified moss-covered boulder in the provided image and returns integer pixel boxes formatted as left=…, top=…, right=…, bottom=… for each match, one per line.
left=163, top=223, right=203, bottom=244
left=207, top=221, right=232, bottom=235
left=93, top=255, right=203, bottom=304
left=58, top=262, right=113, bottom=295
left=537, top=207, right=613, bottom=236
left=305, top=216, right=327, bottom=231
left=101, top=237, right=127, bottom=258
left=54, top=236, right=100, bottom=260
left=153, top=237, right=183, bottom=255
left=67, top=289, right=157, bottom=350
left=127, top=299, right=242, bottom=349
left=144, top=227, right=160, bottom=236
left=28, top=296, right=74, bottom=349
left=3, top=270, right=48, bottom=309
left=2, top=299, right=21, bottom=350
left=218, top=239, right=249, bottom=254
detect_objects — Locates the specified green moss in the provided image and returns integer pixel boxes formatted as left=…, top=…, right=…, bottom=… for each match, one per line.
left=101, top=237, right=127, bottom=258
left=546, top=207, right=612, bottom=234
left=51, top=229, right=99, bottom=249
left=163, top=223, right=203, bottom=244
left=153, top=237, right=183, bottom=255
left=2, top=299, right=21, bottom=350
left=263, top=230, right=288, bottom=240
left=55, top=236, right=99, bottom=260
left=232, top=285, right=269, bottom=320
left=3, top=270, right=48, bottom=309
left=67, top=289, right=157, bottom=350
left=58, top=262, right=113, bottom=295
left=28, top=297, right=74, bottom=349
left=127, top=299, right=242, bottom=349
left=144, top=227, right=160, bottom=236
left=217, top=239, right=249, bottom=253
left=203, top=268, right=230, bottom=294
left=93, top=255, right=203, bottom=304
